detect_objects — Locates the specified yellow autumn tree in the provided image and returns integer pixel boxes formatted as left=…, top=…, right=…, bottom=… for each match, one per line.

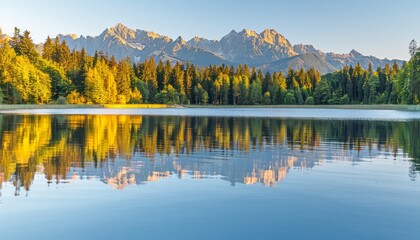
left=85, top=60, right=117, bottom=104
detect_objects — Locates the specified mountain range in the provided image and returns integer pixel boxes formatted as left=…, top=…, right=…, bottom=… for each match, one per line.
left=46, top=23, right=403, bottom=73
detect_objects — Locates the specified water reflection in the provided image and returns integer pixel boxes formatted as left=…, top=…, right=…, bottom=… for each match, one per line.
left=0, top=115, right=418, bottom=195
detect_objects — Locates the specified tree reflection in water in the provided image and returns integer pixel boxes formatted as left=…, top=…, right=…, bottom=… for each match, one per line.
left=0, top=115, right=418, bottom=195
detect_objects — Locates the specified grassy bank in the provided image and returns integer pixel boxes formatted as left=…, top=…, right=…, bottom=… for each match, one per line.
left=183, top=104, right=420, bottom=111
left=0, top=104, right=169, bottom=110
left=0, top=104, right=418, bottom=111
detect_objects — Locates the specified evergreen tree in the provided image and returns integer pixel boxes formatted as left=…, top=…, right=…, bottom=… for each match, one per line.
left=184, top=61, right=193, bottom=101
left=170, top=62, right=184, bottom=93
left=410, top=51, right=420, bottom=103
left=262, top=71, right=272, bottom=94
left=11, top=27, right=21, bottom=55
left=156, top=60, right=165, bottom=91
left=409, top=39, right=417, bottom=58
left=257, top=69, right=264, bottom=85
left=19, top=30, right=38, bottom=60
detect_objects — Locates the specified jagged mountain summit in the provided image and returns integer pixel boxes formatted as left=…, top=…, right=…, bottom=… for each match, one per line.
left=188, top=28, right=296, bottom=65
left=56, top=23, right=403, bottom=74
left=58, top=23, right=228, bottom=66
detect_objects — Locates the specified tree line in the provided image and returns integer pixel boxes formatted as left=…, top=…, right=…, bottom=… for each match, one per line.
left=0, top=28, right=418, bottom=105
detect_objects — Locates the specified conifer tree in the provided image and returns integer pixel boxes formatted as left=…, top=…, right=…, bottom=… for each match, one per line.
left=116, top=58, right=132, bottom=102
left=42, top=36, right=53, bottom=60
left=262, top=71, right=272, bottom=94
left=409, top=39, right=417, bottom=58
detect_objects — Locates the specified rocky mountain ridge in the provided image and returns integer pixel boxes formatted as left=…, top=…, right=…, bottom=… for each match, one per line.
left=51, top=23, right=404, bottom=73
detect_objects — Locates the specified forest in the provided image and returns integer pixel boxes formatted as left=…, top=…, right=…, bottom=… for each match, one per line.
left=0, top=28, right=419, bottom=105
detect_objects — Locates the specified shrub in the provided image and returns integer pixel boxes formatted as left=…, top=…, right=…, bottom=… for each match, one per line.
left=117, top=95, right=127, bottom=104
left=263, top=91, right=271, bottom=105
left=66, top=90, right=86, bottom=104
left=284, top=93, right=296, bottom=104
left=56, top=96, right=67, bottom=104
left=305, top=96, right=314, bottom=105
left=130, top=87, right=143, bottom=103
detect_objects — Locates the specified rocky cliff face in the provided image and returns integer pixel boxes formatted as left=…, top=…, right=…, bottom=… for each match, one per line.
left=58, top=23, right=228, bottom=66
left=188, top=28, right=297, bottom=65
left=54, top=23, right=404, bottom=73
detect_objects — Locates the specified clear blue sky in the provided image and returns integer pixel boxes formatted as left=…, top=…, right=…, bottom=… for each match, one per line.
left=1, top=0, right=418, bottom=60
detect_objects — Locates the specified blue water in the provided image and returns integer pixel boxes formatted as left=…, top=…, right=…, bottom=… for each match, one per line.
left=0, top=111, right=418, bottom=239
left=2, top=107, right=419, bottom=120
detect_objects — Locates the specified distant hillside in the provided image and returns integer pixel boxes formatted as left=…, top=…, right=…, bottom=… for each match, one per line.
left=259, top=53, right=336, bottom=74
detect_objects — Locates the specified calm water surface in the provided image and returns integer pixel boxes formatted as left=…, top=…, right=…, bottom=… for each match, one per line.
left=3, top=107, right=420, bottom=120
left=0, top=110, right=419, bottom=240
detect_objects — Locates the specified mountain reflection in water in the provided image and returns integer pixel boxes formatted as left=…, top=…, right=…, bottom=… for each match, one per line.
left=0, top=115, right=418, bottom=196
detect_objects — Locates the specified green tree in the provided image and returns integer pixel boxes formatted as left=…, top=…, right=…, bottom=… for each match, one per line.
left=238, top=75, right=250, bottom=104
left=262, top=72, right=272, bottom=94
left=155, top=84, right=180, bottom=104
left=249, top=78, right=262, bottom=104
left=201, top=90, right=209, bottom=104
left=410, top=52, right=420, bottom=103
left=193, top=83, right=205, bottom=104
left=314, top=79, right=331, bottom=104
left=295, top=88, right=304, bottom=105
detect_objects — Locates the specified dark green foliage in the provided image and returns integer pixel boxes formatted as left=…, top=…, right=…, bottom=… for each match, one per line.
left=155, top=85, right=180, bottom=104
left=314, top=79, right=331, bottom=104
left=249, top=78, right=262, bottom=104
left=284, top=92, right=296, bottom=104
left=295, top=89, right=304, bottom=105
left=305, top=96, right=314, bottom=105
left=133, top=79, right=149, bottom=103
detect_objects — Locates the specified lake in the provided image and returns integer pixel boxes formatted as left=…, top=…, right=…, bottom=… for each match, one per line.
left=0, top=108, right=419, bottom=240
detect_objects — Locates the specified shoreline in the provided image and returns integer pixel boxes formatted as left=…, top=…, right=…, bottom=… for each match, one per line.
left=183, top=104, right=420, bottom=111
left=0, top=106, right=418, bottom=121
left=0, top=104, right=418, bottom=111
left=0, top=104, right=169, bottom=110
